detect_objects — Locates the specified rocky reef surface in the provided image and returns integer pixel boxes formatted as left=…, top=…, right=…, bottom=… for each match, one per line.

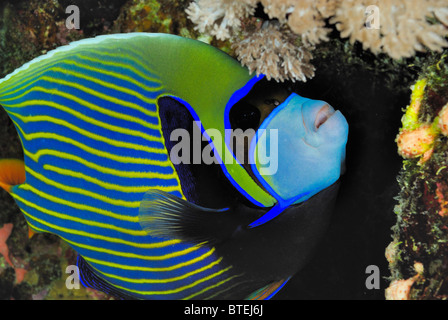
left=387, top=55, right=448, bottom=300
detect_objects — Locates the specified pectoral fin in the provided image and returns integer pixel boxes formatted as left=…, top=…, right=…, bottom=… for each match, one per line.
left=138, top=190, right=241, bottom=246
left=0, top=159, right=25, bottom=193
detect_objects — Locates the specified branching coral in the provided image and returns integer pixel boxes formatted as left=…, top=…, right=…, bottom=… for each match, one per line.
left=186, top=0, right=258, bottom=40
left=186, top=0, right=448, bottom=82
left=232, top=21, right=315, bottom=82
left=332, top=0, right=448, bottom=60
left=186, top=0, right=325, bottom=82
left=262, top=0, right=337, bottom=46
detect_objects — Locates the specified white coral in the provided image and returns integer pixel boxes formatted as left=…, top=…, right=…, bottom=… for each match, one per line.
left=186, top=0, right=257, bottom=40
left=261, top=0, right=338, bottom=46
left=331, top=0, right=448, bottom=60
left=186, top=0, right=448, bottom=82
left=232, top=22, right=315, bottom=82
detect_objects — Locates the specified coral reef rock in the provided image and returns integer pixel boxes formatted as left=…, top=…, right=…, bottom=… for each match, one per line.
left=388, top=54, right=448, bottom=300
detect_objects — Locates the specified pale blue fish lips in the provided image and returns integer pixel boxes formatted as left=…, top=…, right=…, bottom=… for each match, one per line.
left=249, top=93, right=349, bottom=204
left=301, top=98, right=349, bottom=148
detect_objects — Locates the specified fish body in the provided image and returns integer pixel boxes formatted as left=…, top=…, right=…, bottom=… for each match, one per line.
left=0, top=33, right=348, bottom=299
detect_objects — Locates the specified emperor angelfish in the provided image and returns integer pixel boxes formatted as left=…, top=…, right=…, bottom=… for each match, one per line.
left=0, top=33, right=348, bottom=300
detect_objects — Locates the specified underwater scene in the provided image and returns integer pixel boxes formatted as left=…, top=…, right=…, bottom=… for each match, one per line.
left=0, top=0, right=447, bottom=301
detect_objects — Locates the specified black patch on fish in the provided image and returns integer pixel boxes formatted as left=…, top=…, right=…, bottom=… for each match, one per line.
left=157, top=96, right=197, bottom=203
left=218, top=181, right=341, bottom=281
left=156, top=95, right=341, bottom=292
left=138, top=182, right=340, bottom=287
left=157, top=96, right=253, bottom=209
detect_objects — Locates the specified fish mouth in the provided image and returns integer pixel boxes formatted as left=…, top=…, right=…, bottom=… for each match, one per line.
left=314, top=104, right=336, bottom=130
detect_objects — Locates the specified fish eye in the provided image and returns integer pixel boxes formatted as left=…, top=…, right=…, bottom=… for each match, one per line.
left=264, top=99, right=281, bottom=107
left=229, top=103, right=261, bottom=131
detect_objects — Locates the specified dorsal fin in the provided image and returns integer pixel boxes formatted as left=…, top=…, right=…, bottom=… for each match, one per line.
left=0, top=159, right=25, bottom=193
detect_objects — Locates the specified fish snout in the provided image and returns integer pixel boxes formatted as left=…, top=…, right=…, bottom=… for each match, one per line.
left=302, top=99, right=348, bottom=143
left=301, top=100, right=334, bottom=133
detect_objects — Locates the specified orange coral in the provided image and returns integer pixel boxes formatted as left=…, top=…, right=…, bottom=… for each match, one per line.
left=385, top=240, right=398, bottom=264
left=436, top=183, right=448, bottom=218
left=385, top=262, right=424, bottom=300
left=0, top=223, right=14, bottom=267
left=385, top=277, right=417, bottom=300
left=14, top=267, right=27, bottom=284
left=396, top=124, right=437, bottom=159
left=438, top=103, right=448, bottom=136
left=0, top=223, right=29, bottom=285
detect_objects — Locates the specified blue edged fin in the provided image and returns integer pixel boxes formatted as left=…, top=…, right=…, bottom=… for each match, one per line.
left=138, top=190, right=241, bottom=246
left=246, top=277, right=291, bottom=300
left=248, top=205, right=285, bottom=228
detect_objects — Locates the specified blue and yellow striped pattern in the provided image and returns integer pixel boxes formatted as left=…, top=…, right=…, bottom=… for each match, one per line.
left=0, top=34, right=250, bottom=299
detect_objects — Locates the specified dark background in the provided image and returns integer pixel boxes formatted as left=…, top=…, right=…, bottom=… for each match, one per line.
left=241, top=3, right=417, bottom=300
left=275, top=47, right=414, bottom=300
